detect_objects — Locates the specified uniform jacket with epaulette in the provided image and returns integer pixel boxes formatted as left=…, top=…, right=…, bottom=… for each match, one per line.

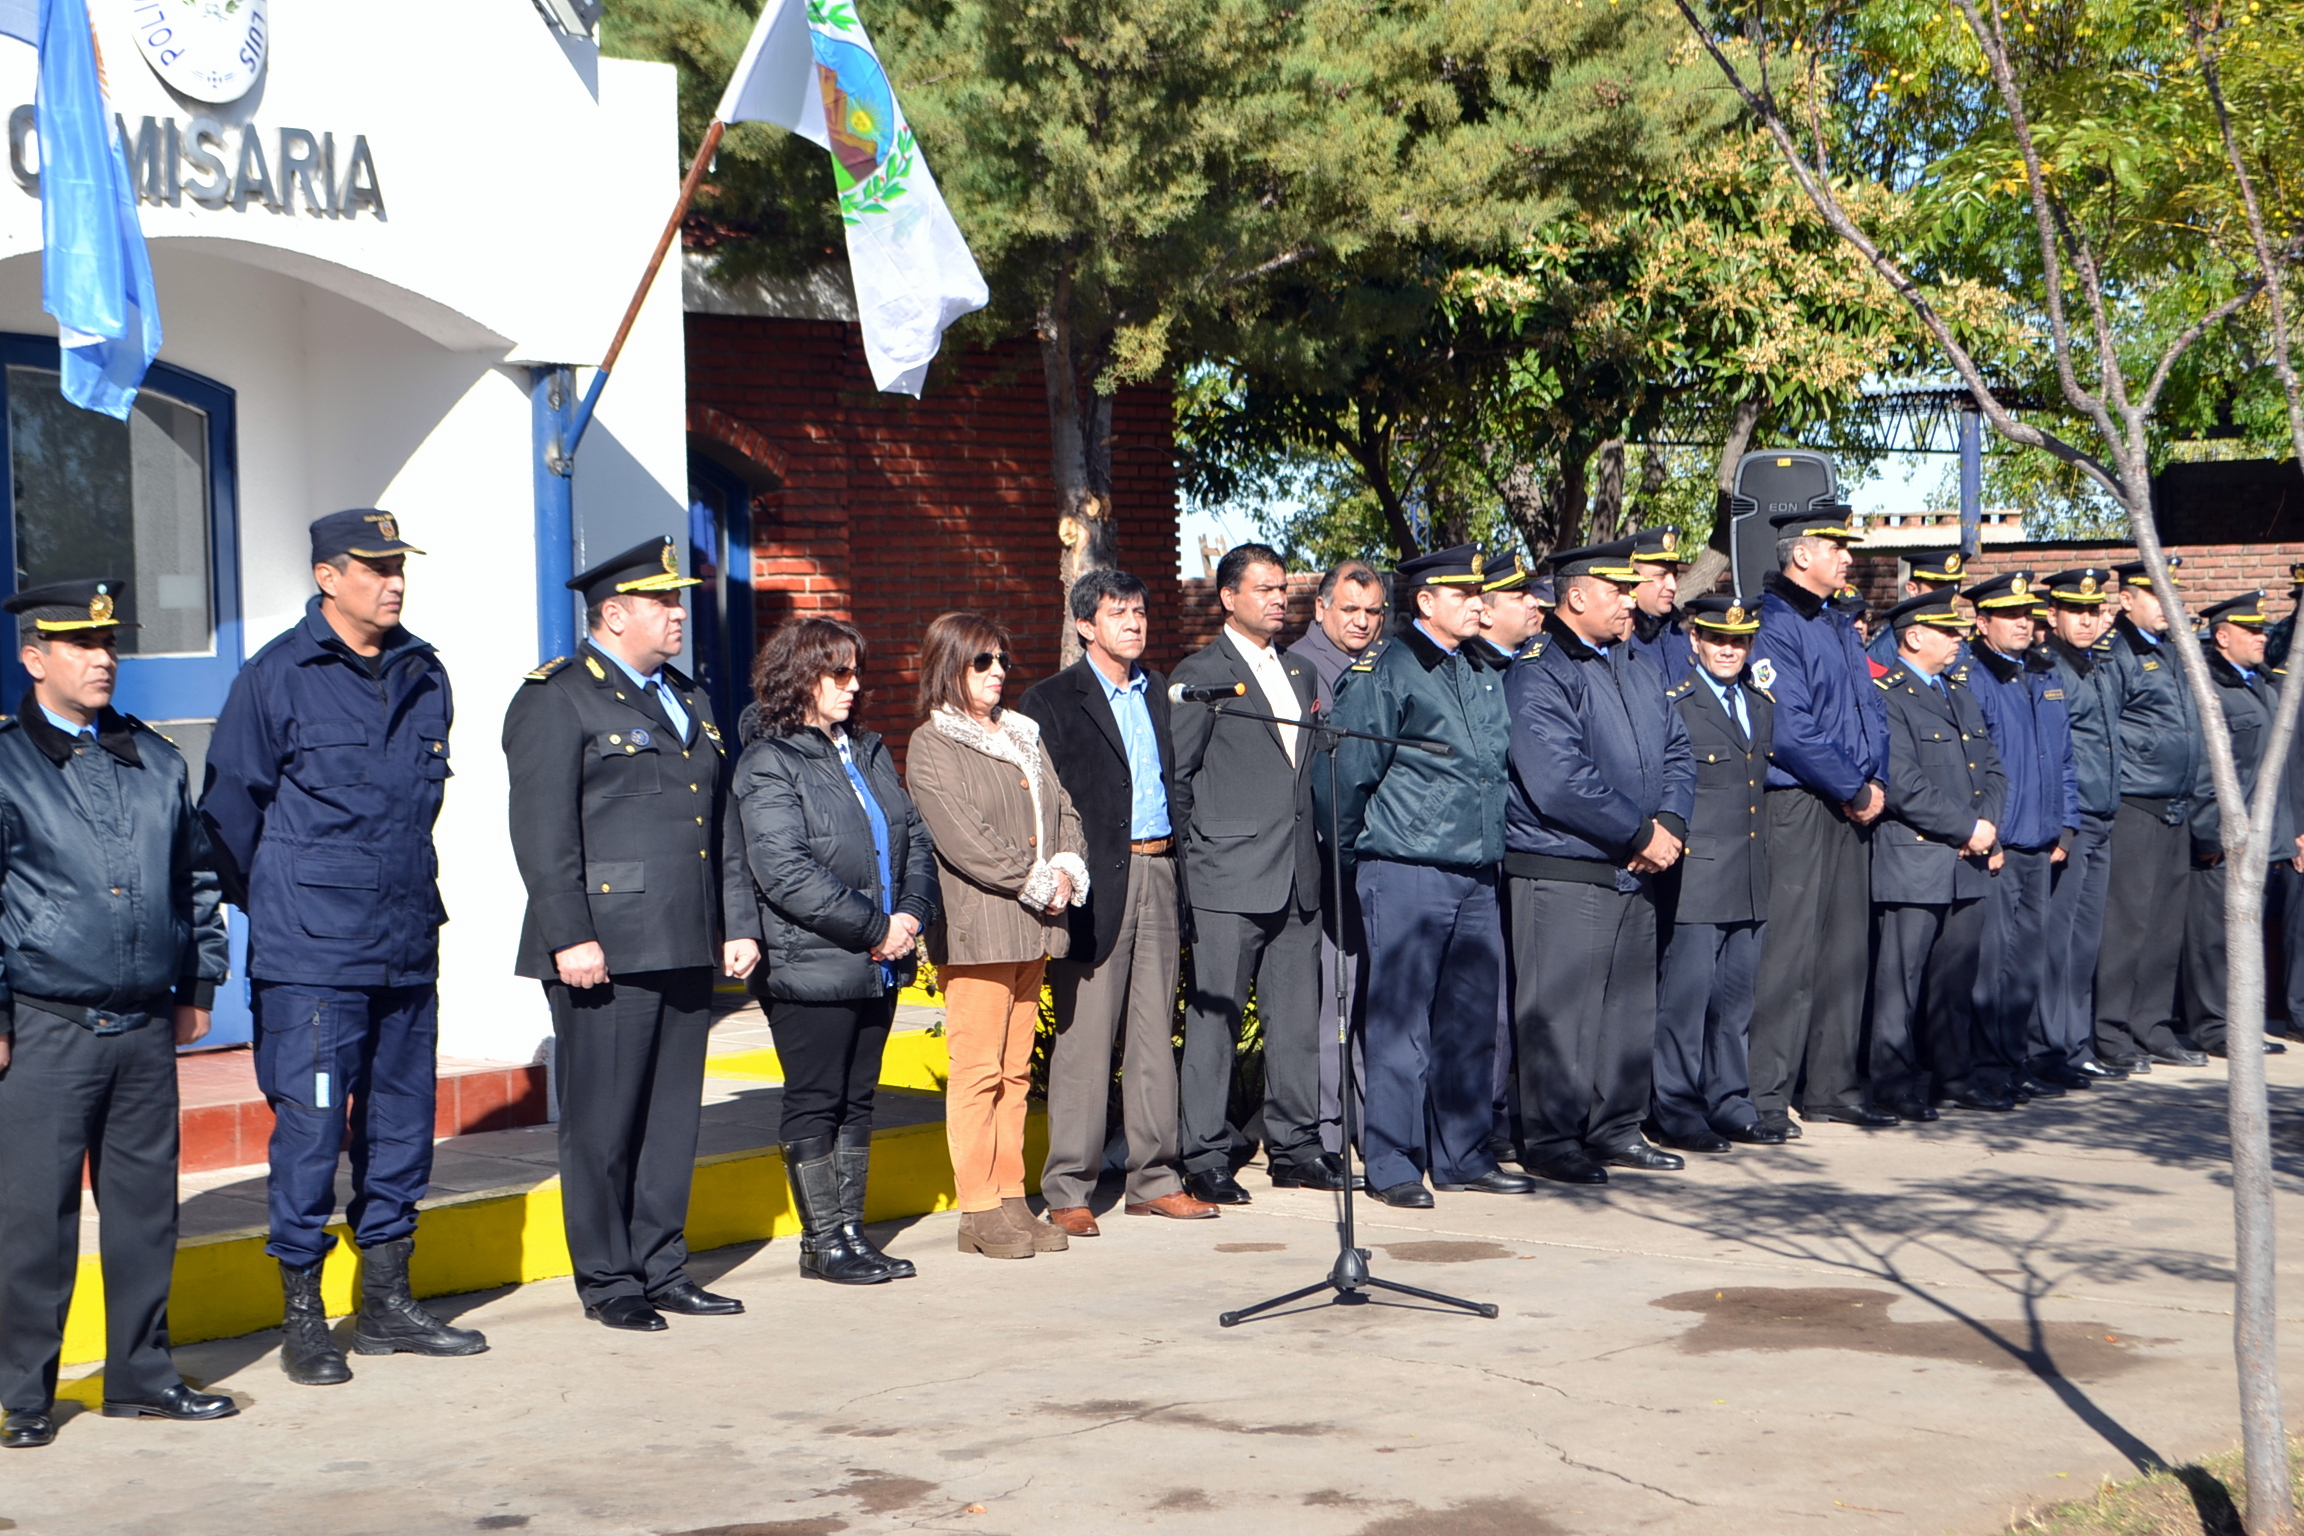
left=501, top=638, right=756, bottom=979
left=2106, top=616, right=2199, bottom=803
left=0, top=707, right=228, bottom=1022
left=2046, top=635, right=2121, bottom=819
left=1662, top=667, right=1774, bottom=924
left=1503, top=615, right=1695, bottom=894
left=1750, top=573, right=1890, bottom=801
left=2188, top=652, right=2299, bottom=860
left=1872, top=661, right=2007, bottom=905
left=1324, top=621, right=1512, bottom=871
left=1962, top=642, right=2080, bottom=851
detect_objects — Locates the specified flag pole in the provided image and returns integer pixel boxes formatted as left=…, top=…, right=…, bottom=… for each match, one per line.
left=561, top=117, right=726, bottom=464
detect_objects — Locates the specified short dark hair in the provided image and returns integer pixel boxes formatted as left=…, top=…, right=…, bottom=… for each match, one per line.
left=917, top=611, right=1013, bottom=722
left=1216, top=542, right=1285, bottom=594
left=1069, top=567, right=1149, bottom=624
left=1318, top=560, right=1381, bottom=604
left=750, top=616, right=867, bottom=738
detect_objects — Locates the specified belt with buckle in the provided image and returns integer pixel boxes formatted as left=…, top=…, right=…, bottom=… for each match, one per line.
left=1129, top=837, right=1174, bottom=856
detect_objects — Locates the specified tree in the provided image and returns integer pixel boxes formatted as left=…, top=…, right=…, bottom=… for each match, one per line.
left=1671, top=1, right=2304, bottom=1524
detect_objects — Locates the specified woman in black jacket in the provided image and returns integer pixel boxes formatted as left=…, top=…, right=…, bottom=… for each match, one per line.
left=733, top=616, right=939, bottom=1284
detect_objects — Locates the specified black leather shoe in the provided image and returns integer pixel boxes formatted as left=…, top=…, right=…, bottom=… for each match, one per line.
left=1760, top=1115, right=1803, bottom=1141
left=1881, top=1100, right=1940, bottom=1123
left=1657, top=1129, right=1733, bottom=1155
left=1942, top=1085, right=2016, bottom=1112
left=649, top=1279, right=744, bottom=1316
left=2150, top=1046, right=2210, bottom=1067
left=2077, top=1056, right=2130, bottom=1081
left=1269, top=1154, right=1354, bottom=1191
left=1603, top=1141, right=1685, bottom=1171
left=1, top=1410, right=54, bottom=1448
left=101, top=1384, right=237, bottom=1422
left=584, top=1296, right=668, bottom=1332
left=1800, top=1105, right=1900, bottom=1128
left=1369, top=1181, right=1434, bottom=1208
left=1481, top=1133, right=1519, bottom=1167
left=2016, top=1074, right=2065, bottom=1098
left=2207, top=1040, right=2288, bottom=1057
left=1530, top=1152, right=1608, bottom=1184
left=1722, top=1122, right=1787, bottom=1145
left=1435, top=1167, right=1538, bottom=1193
left=1183, top=1169, right=1252, bottom=1206
left=2035, top=1064, right=2094, bottom=1090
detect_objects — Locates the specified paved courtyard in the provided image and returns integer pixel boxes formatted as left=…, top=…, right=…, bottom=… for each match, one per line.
left=10, top=1052, right=2304, bottom=1536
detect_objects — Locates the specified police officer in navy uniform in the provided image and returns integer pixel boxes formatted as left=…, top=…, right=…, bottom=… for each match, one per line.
left=1506, top=539, right=1695, bottom=1183
left=503, top=537, right=761, bottom=1332
left=1467, top=553, right=1542, bottom=1163
left=1867, top=592, right=2007, bottom=1116
left=1623, top=526, right=1693, bottom=691
left=2037, top=569, right=2126, bottom=1083
left=1328, top=544, right=1532, bottom=1206
left=0, top=581, right=232, bottom=1448
left=1653, top=595, right=1778, bottom=1152
left=2096, top=558, right=2205, bottom=1070
left=1747, top=505, right=1893, bottom=1134
left=1959, top=571, right=2080, bottom=1103
left=201, top=510, right=484, bottom=1389
left=1867, top=551, right=1967, bottom=668
left=2181, top=592, right=2299, bottom=1057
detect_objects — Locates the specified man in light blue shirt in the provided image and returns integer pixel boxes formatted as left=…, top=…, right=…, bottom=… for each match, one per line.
left=595, top=641, right=690, bottom=742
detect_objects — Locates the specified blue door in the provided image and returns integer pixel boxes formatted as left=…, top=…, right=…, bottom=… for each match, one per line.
left=0, top=340, right=250, bottom=1047
left=687, top=453, right=755, bottom=733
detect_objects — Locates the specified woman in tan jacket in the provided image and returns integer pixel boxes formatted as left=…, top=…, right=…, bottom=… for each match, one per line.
left=905, top=612, right=1089, bottom=1259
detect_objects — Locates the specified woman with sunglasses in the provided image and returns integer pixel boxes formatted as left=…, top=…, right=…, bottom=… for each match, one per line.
left=732, top=616, right=939, bottom=1283
left=906, top=613, right=1090, bottom=1259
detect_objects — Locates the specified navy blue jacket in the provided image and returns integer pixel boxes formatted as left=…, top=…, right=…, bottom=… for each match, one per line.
left=200, top=598, right=452, bottom=986
left=1504, top=615, right=1694, bottom=892
left=1749, top=574, right=1889, bottom=801
left=2105, top=616, right=2199, bottom=803
left=1961, top=642, right=2079, bottom=851
left=1626, top=610, right=1693, bottom=692
left=2046, top=635, right=2120, bottom=819
left=2190, top=654, right=2299, bottom=860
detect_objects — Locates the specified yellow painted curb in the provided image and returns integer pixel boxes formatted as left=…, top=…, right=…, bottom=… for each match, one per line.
left=62, top=1108, right=1042, bottom=1374
left=709, top=1029, right=950, bottom=1093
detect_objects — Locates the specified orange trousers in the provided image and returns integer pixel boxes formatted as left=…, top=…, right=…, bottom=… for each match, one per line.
left=941, top=959, right=1045, bottom=1214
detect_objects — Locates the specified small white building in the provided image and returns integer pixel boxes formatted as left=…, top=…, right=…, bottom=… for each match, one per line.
left=0, top=3, right=687, bottom=1061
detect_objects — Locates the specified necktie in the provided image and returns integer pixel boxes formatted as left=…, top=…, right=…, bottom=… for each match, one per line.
left=1723, top=682, right=1748, bottom=739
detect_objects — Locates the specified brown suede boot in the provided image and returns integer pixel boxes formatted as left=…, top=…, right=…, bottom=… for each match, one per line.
left=1002, top=1197, right=1070, bottom=1253
left=957, top=1208, right=1034, bottom=1259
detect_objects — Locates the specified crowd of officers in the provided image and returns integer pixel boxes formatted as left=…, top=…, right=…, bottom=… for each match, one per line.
left=2, top=497, right=2294, bottom=1450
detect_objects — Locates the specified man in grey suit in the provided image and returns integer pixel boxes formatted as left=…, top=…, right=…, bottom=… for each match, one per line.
left=1170, top=543, right=1332, bottom=1204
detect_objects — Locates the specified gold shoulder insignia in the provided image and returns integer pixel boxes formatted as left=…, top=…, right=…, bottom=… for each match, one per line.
left=583, top=654, right=608, bottom=681
left=1874, top=677, right=1891, bottom=691
left=1349, top=658, right=1376, bottom=672
left=1752, top=686, right=1774, bottom=702
left=1524, top=635, right=1549, bottom=658
left=525, top=656, right=571, bottom=682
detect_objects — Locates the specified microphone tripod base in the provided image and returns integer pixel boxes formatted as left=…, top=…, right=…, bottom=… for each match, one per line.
left=1218, top=1245, right=1500, bottom=1328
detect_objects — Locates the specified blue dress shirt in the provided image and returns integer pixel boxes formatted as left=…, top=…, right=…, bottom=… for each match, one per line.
left=1698, top=669, right=1750, bottom=736
left=1096, top=662, right=1172, bottom=840
left=597, top=642, right=690, bottom=740
left=38, top=702, right=94, bottom=738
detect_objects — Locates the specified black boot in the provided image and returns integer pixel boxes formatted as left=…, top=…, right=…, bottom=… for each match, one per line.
left=278, top=1260, right=351, bottom=1386
left=351, top=1238, right=490, bottom=1357
left=785, top=1136, right=889, bottom=1285
left=835, top=1122, right=914, bottom=1280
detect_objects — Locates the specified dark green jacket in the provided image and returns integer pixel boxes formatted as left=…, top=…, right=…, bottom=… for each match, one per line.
left=1322, top=621, right=1512, bottom=871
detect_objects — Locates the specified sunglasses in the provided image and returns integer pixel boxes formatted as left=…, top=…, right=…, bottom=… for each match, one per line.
left=970, top=650, right=1013, bottom=674
left=826, top=665, right=858, bottom=685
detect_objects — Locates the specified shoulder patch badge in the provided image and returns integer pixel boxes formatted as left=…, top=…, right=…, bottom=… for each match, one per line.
left=1750, top=658, right=1776, bottom=690
left=583, top=655, right=608, bottom=681
left=524, top=656, right=570, bottom=682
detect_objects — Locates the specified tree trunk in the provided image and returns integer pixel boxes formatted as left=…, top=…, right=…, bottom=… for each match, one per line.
left=1588, top=439, right=1627, bottom=544
left=1496, top=458, right=1554, bottom=563
left=1548, top=442, right=1594, bottom=555
left=1040, top=274, right=1116, bottom=667
left=2220, top=847, right=2288, bottom=1535
left=1682, top=397, right=1766, bottom=600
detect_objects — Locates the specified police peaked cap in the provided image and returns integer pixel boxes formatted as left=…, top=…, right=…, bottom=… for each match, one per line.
left=1961, top=571, right=2042, bottom=611
left=1546, top=538, right=1642, bottom=583
left=1884, top=591, right=1972, bottom=633
left=1906, top=550, right=1966, bottom=584
left=2043, top=568, right=2112, bottom=606
left=1767, top=504, right=1860, bottom=542
left=5, top=578, right=136, bottom=631
left=1397, top=543, right=1487, bottom=588
left=2202, top=591, right=2268, bottom=628
left=1686, top=594, right=1760, bottom=634
left=568, top=536, right=703, bottom=605
left=311, top=508, right=424, bottom=564
left=1628, top=525, right=1686, bottom=565
left=1830, top=586, right=1869, bottom=617
left=1481, top=552, right=1535, bottom=593
left=2112, top=557, right=2182, bottom=588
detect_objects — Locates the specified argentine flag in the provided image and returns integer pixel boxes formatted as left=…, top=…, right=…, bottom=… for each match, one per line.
left=5, top=0, right=163, bottom=419
left=717, top=0, right=985, bottom=397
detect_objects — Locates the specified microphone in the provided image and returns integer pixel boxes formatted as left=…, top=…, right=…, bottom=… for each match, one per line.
left=1168, top=681, right=1248, bottom=704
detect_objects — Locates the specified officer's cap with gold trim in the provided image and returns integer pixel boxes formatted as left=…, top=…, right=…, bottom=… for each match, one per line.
left=310, top=508, right=425, bottom=564
left=1961, top=570, right=2042, bottom=611
left=1884, top=591, right=1973, bottom=634
left=1628, top=525, right=1686, bottom=567
left=1397, top=542, right=1487, bottom=591
left=5, top=578, right=136, bottom=632
left=1480, top=552, right=1534, bottom=594
left=2112, top=557, right=2182, bottom=589
left=2203, top=591, right=2269, bottom=629
left=1686, top=594, right=1760, bottom=635
left=1830, top=586, right=1869, bottom=619
left=1907, top=550, right=1965, bottom=584
left=1767, top=504, right=1860, bottom=543
left=2043, top=568, right=2112, bottom=606
left=1545, top=537, right=1642, bottom=585
left=567, top=535, right=704, bottom=604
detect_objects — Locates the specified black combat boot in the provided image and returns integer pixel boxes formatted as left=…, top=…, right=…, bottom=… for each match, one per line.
left=834, top=1122, right=914, bottom=1279
left=278, top=1260, right=352, bottom=1386
left=785, top=1136, right=889, bottom=1284
left=351, top=1238, right=490, bottom=1357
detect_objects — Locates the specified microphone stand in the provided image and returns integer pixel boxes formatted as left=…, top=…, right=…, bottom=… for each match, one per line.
left=1187, top=697, right=1498, bottom=1328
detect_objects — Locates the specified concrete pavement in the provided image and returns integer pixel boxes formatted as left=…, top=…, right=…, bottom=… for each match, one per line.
left=10, top=1053, right=2304, bottom=1536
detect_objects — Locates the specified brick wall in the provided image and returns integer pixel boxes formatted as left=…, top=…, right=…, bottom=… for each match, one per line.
left=685, top=316, right=1182, bottom=762
left=1175, top=573, right=1325, bottom=657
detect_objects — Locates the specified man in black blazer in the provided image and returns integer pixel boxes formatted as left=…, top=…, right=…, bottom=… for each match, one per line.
left=1017, top=571, right=1217, bottom=1233
left=1869, top=591, right=2009, bottom=1118
left=1169, top=544, right=1333, bottom=1203
left=1654, top=595, right=1779, bottom=1153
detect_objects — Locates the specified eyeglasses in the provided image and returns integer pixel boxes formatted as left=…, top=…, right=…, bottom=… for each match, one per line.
left=826, top=666, right=858, bottom=685
left=970, top=651, right=1013, bottom=673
